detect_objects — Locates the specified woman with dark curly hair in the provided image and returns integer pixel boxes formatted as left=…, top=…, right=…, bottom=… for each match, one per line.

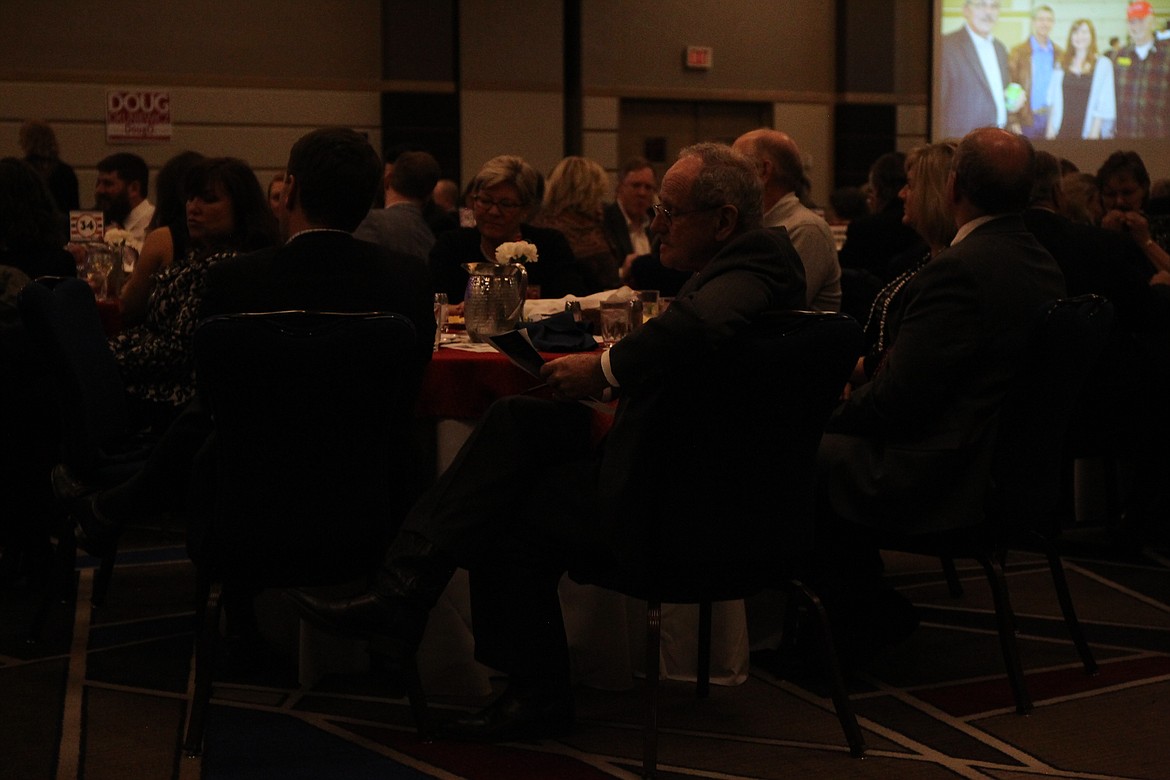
left=110, top=157, right=278, bottom=428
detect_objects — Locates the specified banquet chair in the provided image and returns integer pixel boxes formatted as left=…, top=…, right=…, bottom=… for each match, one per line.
left=571, top=311, right=866, bottom=779
left=182, top=310, right=430, bottom=757
left=887, top=295, right=1113, bottom=714
left=17, top=276, right=155, bottom=623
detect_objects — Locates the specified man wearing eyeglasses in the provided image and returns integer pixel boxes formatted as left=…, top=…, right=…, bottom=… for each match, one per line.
left=290, top=142, right=808, bottom=742
left=940, top=0, right=1011, bottom=139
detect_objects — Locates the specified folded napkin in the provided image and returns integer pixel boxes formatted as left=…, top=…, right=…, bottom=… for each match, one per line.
left=518, top=310, right=598, bottom=352
left=523, top=286, right=638, bottom=319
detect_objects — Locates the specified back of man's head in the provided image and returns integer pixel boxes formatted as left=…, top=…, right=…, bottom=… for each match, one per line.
left=388, top=151, right=442, bottom=202
left=98, top=152, right=149, bottom=200
left=286, top=127, right=381, bottom=232
left=952, top=128, right=1034, bottom=216
left=681, top=142, right=764, bottom=233
left=737, top=129, right=805, bottom=195
left=1029, top=150, right=1063, bottom=208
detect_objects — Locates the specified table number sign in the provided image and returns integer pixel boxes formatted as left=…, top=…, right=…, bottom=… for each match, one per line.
left=69, top=210, right=105, bottom=242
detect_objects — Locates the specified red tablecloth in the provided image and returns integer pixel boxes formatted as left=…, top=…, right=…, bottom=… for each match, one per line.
left=416, top=347, right=549, bottom=419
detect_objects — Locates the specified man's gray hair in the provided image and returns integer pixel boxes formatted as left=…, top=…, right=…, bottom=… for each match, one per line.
left=678, top=142, right=763, bottom=231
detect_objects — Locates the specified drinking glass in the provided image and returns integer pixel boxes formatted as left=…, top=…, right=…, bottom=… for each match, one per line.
left=433, top=293, right=448, bottom=351
left=85, top=245, right=115, bottom=299
left=599, top=300, right=632, bottom=347
left=636, top=289, right=659, bottom=322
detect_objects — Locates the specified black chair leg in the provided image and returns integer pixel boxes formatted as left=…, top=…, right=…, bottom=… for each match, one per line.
left=28, top=518, right=81, bottom=643
left=644, top=599, right=662, bottom=779
left=977, top=555, right=1032, bottom=714
left=789, top=580, right=867, bottom=758
left=183, top=577, right=221, bottom=757
left=1026, top=532, right=1098, bottom=675
left=696, top=601, right=711, bottom=699
left=940, top=557, right=964, bottom=598
left=91, top=549, right=117, bottom=607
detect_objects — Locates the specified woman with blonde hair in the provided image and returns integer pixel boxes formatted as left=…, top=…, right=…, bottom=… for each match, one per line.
left=533, top=156, right=622, bottom=291
left=852, top=141, right=957, bottom=386
left=1046, top=19, right=1115, bottom=140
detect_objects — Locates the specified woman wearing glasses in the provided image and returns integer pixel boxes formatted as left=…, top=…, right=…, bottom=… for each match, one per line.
left=428, top=155, right=586, bottom=305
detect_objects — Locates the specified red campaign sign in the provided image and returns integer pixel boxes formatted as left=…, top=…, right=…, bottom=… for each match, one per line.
left=107, top=90, right=172, bottom=142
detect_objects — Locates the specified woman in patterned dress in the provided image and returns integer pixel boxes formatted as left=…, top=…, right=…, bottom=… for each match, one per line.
left=110, top=157, right=278, bottom=430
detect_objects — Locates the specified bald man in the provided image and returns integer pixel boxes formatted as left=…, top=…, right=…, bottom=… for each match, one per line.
left=733, top=128, right=842, bottom=311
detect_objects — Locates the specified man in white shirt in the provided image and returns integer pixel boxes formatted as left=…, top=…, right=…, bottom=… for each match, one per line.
left=939, top=0, right=1011, bottom=139
left=602, top=157, right=656, bottom=266
left=94, top=152, right=155, bottom=252
left=733, top=128, right=842, bottom=312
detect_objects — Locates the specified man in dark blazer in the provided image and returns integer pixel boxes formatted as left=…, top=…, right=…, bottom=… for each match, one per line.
left=939, top=1, right=1011, bottom=139
left=291, top=142, right=808, bottom=742
left=71, top=128, right=435, bottom=556
left=815, top=128, right=1065, bottom=654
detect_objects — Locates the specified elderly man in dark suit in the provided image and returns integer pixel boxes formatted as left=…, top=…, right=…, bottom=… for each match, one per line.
left=816, top=128, right=1065, bottom=654
left=939, top=1, right=1012, bottom=139
left=291, top=142, right=808, bottom=742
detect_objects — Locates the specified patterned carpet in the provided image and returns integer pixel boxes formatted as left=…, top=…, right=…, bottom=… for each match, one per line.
left=2, top=521, right=1169, bottom=780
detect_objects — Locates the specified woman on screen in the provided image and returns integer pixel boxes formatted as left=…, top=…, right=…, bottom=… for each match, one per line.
left=1046, top=19, right=1115, bottom=140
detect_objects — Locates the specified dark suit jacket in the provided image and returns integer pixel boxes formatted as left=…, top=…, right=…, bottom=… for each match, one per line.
left=191, top=231, right=437, bottom=567
left=821, top=215, right=1066, bottom=533
left=427, top=224, right=586, bottom=303
left=601, top=201, right=651, bottom=259
left=598, top=227, right=808, bottom=564
left=940, top=26, right=1010, bottom=139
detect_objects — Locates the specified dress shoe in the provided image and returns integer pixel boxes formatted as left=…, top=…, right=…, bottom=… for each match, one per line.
left=441, top=686, right=574, bottom=742
left=286, top=590, right=429, bottom=653
left=51, top=463, right=96, bottom=503
left=73, top=494, right=121, bottom=558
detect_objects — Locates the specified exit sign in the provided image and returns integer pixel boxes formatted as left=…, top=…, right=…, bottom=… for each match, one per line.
left=685, top=46, right=713, bottom=70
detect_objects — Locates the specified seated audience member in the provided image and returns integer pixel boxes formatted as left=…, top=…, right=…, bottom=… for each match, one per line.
left=66, top=128, right=435, bottom=617
left=266, top=173, right=285, bottom=214
left=1098, top=151, right=1170, bottom=272
left=109, top=157, right=279, bottom=430
left=19, top=119, right=79, bottom=215
left=853, top=141, right=957, bottom=387
left=816, top=129, right=1066, bottom=658
left=1060, top=171, right=1104, bottom=225
left=290, top=143, right=807, bottom=742
left=533, top=156, right=622, bottom=292
left=354, top=150, right=442, bottom=262
left=428, top=155, right=586, bottom=304
left=120, top=150, right=205, bottom=325
left=733, top=128, right=842, bottom=311
left=94, top=152, right=155, bottom=253
left=433, top=178, right=460, bottom=215
left=603, top=157, right=656, bottom=269
left=0, top=157, right=76, bottom=279
left=837, top=151, right=924, bottom=282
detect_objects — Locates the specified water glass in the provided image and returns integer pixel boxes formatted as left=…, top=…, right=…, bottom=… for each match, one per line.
left=599, top=300, right=632, bottom=347
left=433, top=293, right=448, bottom=351
left=636, top=289, right=659, bottom=322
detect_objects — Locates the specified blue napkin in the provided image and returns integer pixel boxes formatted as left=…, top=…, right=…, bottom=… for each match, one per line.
left=518, top=310, right=598, bottom=352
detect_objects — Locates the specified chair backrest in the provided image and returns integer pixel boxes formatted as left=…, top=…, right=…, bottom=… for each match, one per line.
left=990, top=295, right=1114, bottom=536
left=599, top=310, right=863, bottom=595
left=191, top=310, right=423, bottom=584
left=17, top=277, right=132, bottom=475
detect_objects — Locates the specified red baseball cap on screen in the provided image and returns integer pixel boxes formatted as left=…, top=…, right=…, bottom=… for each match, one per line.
left=1128, top=1, right=1153, bottom=19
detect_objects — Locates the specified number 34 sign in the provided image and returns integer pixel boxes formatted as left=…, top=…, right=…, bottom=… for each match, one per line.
left=106, top=90, right=172, bottom=142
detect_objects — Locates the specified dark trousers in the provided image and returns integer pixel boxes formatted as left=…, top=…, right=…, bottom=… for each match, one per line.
left=401, top=396, right=606, bottom=689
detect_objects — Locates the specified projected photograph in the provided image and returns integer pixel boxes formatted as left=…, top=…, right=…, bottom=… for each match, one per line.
left=934, top=1, right=1170, bottom=140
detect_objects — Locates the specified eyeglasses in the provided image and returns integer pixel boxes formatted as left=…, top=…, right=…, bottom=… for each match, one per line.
left=651, top=203, right=718, bottom=226
left=473, top=195, right=524, bottom=212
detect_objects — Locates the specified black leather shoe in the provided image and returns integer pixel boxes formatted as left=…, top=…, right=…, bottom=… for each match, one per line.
left=286, top=590, right=429, bottom=652
left=51, top=463, right=96, bottom=503
left=441, top=687, right=574, bottom=742
left=73, top=494, right=121, bottom=558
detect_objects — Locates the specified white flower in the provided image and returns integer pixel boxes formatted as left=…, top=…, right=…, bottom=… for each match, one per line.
left=494, top=240, right=539, bottom=265
left=104, top=228, right=131, bottom=247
